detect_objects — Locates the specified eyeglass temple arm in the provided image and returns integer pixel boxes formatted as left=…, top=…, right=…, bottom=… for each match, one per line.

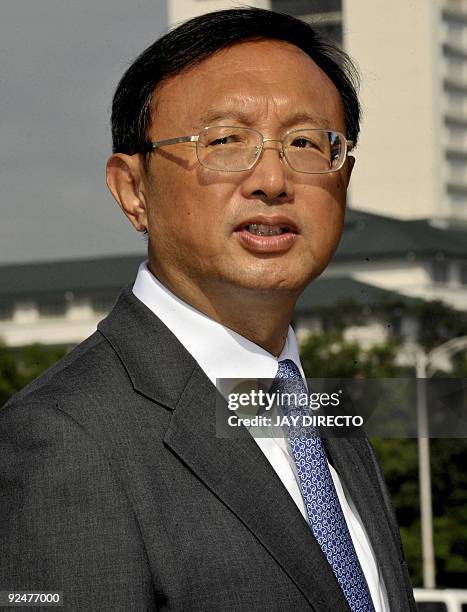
left=347, top=140, right=355, bottom=152
left=149, top=135, right=199, bottom=150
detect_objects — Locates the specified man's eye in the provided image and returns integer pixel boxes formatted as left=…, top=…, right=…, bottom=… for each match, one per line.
left=290, top=137, right=316, bottom=149
left=209, top=135, right=238, bottom=146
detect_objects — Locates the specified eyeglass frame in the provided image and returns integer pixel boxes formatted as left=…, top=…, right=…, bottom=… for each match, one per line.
left=140, top=125, right=355, bottom=174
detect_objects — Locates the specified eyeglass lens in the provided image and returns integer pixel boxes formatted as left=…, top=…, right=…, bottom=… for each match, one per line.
left=196, top=126, right=344, bottom=173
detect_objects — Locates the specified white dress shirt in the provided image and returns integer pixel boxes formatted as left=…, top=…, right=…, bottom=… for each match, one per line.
left=133, top=261, right=389, bottom=611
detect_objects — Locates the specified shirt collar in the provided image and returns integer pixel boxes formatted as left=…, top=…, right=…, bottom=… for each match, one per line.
left=132, top=261, right=304, bottom=385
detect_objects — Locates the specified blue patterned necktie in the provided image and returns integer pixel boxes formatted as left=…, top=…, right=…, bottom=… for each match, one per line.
left=274, top=359, right=376, bottom=612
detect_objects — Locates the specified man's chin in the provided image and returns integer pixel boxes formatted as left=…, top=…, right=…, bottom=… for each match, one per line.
left=227, top=268, right=316, bottom=295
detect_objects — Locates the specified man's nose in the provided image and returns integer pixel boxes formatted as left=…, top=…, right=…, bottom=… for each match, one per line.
left=240, top=141, right=294, bottom=202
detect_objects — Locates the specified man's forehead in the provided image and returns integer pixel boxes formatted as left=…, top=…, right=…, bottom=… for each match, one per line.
left=155, top=39, right=332, bottom=95
left=151, top=39, right=345, bottom=132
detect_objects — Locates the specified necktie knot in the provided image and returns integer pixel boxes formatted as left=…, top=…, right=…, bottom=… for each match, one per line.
left=274, top=359, right=308, bottom=410
left=276, top=359, right=302, bottom=380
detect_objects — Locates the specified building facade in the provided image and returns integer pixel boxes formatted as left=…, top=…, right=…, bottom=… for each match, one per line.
left=168, top=0, right=467, bottom=224
left=345, top=0, right=467, bottom=224
left=168, top=0, right=269, bottom=27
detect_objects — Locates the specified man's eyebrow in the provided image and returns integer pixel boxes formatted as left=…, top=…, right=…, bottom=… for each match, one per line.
left=195, top=109, right=256, bottom=128
left=194, top=109, right=333, bottom=130
left=283, top=112, right=333, bottom=129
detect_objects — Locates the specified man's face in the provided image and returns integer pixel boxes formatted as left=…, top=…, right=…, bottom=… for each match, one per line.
left=139, top=39, right=353, bottom=297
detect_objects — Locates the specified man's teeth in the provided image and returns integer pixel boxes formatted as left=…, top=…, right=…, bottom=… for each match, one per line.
left=246, top=224, right=288, bottom=236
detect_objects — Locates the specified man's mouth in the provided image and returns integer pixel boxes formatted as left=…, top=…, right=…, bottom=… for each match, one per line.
left=242, top=223, right=294, bottom=236
left=234, top=217, right=299, bottom=253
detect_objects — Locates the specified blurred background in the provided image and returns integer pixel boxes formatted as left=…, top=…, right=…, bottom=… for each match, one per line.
left=1, top=0, right=467, bottom=602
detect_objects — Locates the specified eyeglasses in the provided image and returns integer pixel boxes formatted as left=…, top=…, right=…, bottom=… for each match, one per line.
left=142, top=126, right=354, bottom=174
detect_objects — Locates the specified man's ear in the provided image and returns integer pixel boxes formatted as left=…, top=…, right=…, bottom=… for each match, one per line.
left=106, top=153, right=148, bottom=232
left=345, top=155, right=356, bottom=186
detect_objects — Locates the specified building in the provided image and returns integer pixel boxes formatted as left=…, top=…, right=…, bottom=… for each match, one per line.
left=168, top=0, right=467, bottom=224
left=3, top=2, right=467, bottom=350
left=168, top=0, right=269, bottom=27
left=0, top=256, right=142, bottom=347
left=344, top=0, right=467, bottom=224
left=270, top=0, right=343, bottom=43
left=169, top=0, right=343, bottom=42
left=326, top=208, right=467, bottom=310
left=0, top=252, right=418, bottom=349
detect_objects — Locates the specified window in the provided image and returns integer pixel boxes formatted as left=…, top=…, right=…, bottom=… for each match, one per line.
left=447, top=89, right=466, bottom=111
left=447, top=54, right=465, bottom=80
left=313, top=22, right=343, bottom=43
left=447, top=123, right=467, bottom=146
left=91, top=294, right=117, bottom=314
left=272, top=0, right=342, bottom=14
left=449, top=157, right=467, bottom=180
left=37, top=298, right=66, bottom=318
left=446, top=19, right=464, bottom=45
left=461, top=263, right=467, bottom=284
left=0, top=302, right=14, bottom=321
left=271, top=0, right=343, bottom=43
left=432, top=261, right=449, bottom=283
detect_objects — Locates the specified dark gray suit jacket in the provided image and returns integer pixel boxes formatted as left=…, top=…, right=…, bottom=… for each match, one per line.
left=0, top=288, right=416, bottom=611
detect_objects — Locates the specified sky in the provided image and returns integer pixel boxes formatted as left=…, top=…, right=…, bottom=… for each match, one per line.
left=1, top=0, right=168, bottom=264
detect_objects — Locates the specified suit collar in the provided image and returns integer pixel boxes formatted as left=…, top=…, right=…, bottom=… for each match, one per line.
left=132, top=260, right=304, bottom=383
left=97, top=286, right=198, bottom=408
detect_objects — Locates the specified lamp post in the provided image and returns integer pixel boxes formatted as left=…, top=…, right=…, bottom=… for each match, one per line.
left=415, top=335, right=467, bottom=589
left=415, top=349, right=435, bottom=589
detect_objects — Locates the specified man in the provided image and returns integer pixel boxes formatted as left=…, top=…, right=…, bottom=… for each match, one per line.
left=0, top=8, right=416, bottom=611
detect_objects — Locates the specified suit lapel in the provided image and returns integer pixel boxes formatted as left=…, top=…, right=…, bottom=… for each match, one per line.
left=164, top=366, right=351, bottom=611
left=98, top=286, right=198, bottom=407
left=98, top=289, right=350, bottom=611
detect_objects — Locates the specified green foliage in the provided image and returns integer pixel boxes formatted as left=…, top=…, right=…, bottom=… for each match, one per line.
left=303, top=298, right=467, bottom=352
left=412, top=301, right=467, bottom=351
left=370, top=438, right=467, bottom=588
left=300, top=330, right=405, bottom=378
left=0, top=343, right=68, bottom=407
left=300, top=330, right=467, bottom=588
left=430, top=440, right=467, bottom=586
left=452, top=350, right=467, bottom=378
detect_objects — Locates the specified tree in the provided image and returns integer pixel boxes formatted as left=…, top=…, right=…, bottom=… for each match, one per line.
left=0, top=343, right=68, bottom=407
left=300, top=330, right=403, bottom=379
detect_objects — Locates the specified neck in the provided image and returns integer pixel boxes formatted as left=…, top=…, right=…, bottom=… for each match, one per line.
left=149, top=262, right=298, bottom=357
left=208, top=290, right=295, bottom=356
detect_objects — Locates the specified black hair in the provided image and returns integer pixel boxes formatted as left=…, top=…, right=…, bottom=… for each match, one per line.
left=111, top=7, right=361, bottom=155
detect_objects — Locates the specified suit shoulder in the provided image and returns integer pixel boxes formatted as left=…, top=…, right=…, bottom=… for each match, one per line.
left=1, top=330, right=132, bottom=426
